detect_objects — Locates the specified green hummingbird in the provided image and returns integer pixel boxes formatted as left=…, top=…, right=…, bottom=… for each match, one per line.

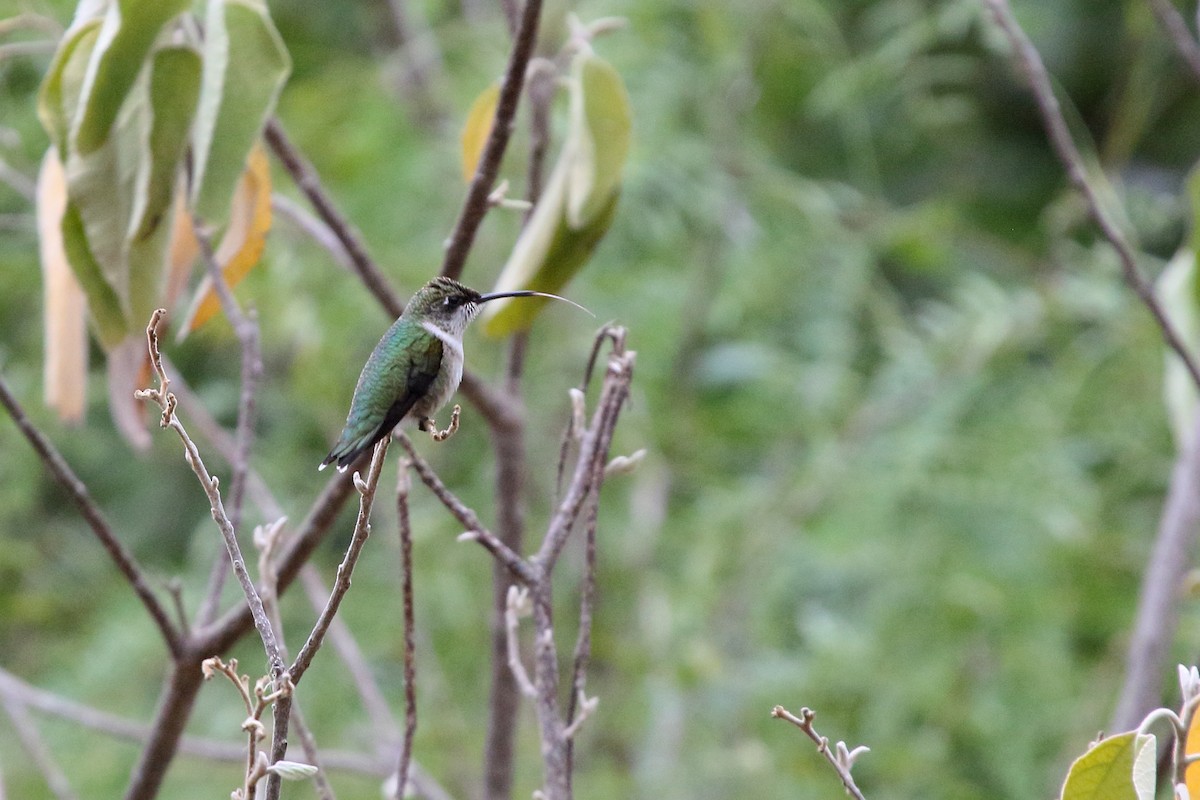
left=320, top=276, right=586, bottom=471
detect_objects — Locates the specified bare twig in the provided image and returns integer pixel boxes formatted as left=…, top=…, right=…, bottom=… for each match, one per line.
left=0, top=665, right=382, bottom=775
left=124, top=662, right=206, bottom=800
left=503, top=587, right=538, bottom=698
left=482, top=332, right=530, bottom=800
left=291, top=437, right=390, bottom=685
left=1146, top=0, right=1200, bottom=80
left=192, top=228, right=264, bottom=627
left=771, top=705, right=869, bottom=800
left=564, top=479, right=600, bottom=782
left=135, top=310, right=286, bottom=682
left=395, top=461, right=418, bottom=800
left=0, top=692, right=78, bottom=800
left=983, top=0, right=1200, bottom=390
left=263, top=118, right=405, bottom=319
left=271, top=193, right=354, bottom=273
left=0, top=373, right=182, bottom=656
left=398, top=434, right=538, bottom=585
left=1112, top=418, right=1200, bottom=729
left=439, top=0, right=545, bottom=280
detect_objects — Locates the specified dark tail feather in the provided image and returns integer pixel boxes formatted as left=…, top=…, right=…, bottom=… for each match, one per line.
left=319, top=428, right=386, bottom=472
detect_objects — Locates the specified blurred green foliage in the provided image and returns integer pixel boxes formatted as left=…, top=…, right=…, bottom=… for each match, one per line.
left=3, top=0, right=1200, bottom=798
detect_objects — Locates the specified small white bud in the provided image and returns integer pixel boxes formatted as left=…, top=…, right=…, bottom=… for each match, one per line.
left=267, top=760, right=319, bottom=781
left=604, top=448, right=646, bottom=478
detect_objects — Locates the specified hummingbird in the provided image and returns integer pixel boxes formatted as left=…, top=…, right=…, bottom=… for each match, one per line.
left=320, top=276, right=587, bottom=471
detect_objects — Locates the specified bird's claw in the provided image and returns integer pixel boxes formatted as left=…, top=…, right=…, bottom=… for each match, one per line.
left=426, top=405, right=461, bottom=442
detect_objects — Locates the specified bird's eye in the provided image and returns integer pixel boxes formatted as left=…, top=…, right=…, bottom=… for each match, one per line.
left=443, top=297, right=455, bottom=308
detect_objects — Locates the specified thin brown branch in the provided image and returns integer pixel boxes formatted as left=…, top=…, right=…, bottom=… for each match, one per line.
left=290, top=437, right=390, bottom=684
left=983, top=0, right=1200, bottom=390
left=1146, top=0, right=1200, bottom=80
left=192, top=228, right=263, bottom=626
left=482, top=332, right=530, bottom=800
left=0, top=665, right=382, bottom=776
left=124, top=661, right=206, bottom=800
left=199, top=465, right=359, bottom=655
left=263, top=118, right=405, bottom=319
left=771, top=706, right=869, bottom=800
left=395, top=461, right=418, bottom=800
left=564, top=480, right=600, bottom=783
left=271, top=193, right=354, bottom=273
left=398, top=434, right=537, bottom=585
left=535, top=337, right=633, bottom=572
left=0, top=373, right=183, bottom=656
left=1112, top=418, right=1200, bottom=729
left=439, top=0, right=545, bottom=280
left=135, top=310, right=286, bottom=681
left=263, top=437, right=388, bottom=800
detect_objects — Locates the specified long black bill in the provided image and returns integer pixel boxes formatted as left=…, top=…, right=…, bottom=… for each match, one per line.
left=476, top=290, right=594, bottom=316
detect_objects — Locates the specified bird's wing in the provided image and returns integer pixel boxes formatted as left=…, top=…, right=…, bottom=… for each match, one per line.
left=322, top=335, right=443, bottom=470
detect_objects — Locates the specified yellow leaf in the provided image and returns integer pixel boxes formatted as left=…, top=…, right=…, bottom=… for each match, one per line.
left=38, top=148, right=89, bottom=424
left=180, top=142, right=272, bottom=334
left=163, top=189, right=199, bottom=314
left=461, top=82, right=500, bottom=182
left=1187, top=704, right=1200, bottom=797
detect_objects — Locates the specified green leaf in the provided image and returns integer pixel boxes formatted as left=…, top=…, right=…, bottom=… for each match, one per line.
left=64, top=65, right=151, bottom=309
left=191, top=0, right=290, bottom=222
left=124, top=45, right=201, bottom=325
left=135, top=46, right=200, bottom=242
left=38, top=20, right=103, bottom=157
left=1060, top=732, right=1155, bottom=800
left=565, top=52, right=631, bottom=228
left=481, top=156, right=618, bottom=337
left=61, top=201, right=128, bottom=349
left=73, top=0, right=191, bottom=154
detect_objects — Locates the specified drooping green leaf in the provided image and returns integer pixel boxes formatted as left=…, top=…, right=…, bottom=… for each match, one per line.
left=72, top=0, right=191, bottom=154
left=1060, top=732, right=1155, bottom=800
left=38, top=20, right=103, bottom=157
left=123, top=45, right=201, bottom=325
left=64, top=65, right=150, bottom=308
left=482, top=156, right=618, bottom=337
left=565, top=52, right=631, bottom=228
left=191, top=0, right=290, bottom=222
left=61, top=201, right=128, bottom=350
left=134, top=46, right=200, bottom=242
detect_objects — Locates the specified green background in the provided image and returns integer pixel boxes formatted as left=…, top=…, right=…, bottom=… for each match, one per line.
left=2, top=0, right=1199, bottom=797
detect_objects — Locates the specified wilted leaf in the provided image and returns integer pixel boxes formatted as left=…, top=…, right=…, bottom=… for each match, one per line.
left=565, top=52, right=631, bottom=228
left=461, top=81, right=499, bottom=182
left=72, top=0, right=191, bottom=154
left=180, top=142, right=272, bottom=334
left=1060, top=732, right=1155, bottom=800
left=38, top=149, right=88, bottom=423
left=191, top=0, right=290, bottom=222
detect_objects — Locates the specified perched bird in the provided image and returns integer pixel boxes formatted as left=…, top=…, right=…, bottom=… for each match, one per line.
left=320, top=276, right=586, bottom=471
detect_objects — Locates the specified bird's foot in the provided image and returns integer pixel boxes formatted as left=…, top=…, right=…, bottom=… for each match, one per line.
left=424, top=404, right=461, bottom=442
